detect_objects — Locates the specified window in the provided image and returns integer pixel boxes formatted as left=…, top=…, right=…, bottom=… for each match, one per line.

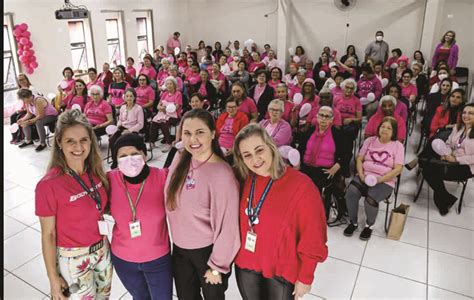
left=106, top=19, right=122, bottom=67
left=68, top=21, right=88, bottom=71
left=136, top=17, right=148, bottom=61
left=4, top=25, right=17, bottom=91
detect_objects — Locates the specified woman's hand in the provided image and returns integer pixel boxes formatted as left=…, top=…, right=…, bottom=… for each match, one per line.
left=50, top=275, right=68, bottom=300
left=203, top=269, right=222, bottom=285
left=343, top=118, right=352, bottom=125
left=293, top=280, right=311, bottom=299
left=442, top=155, right=457, bottom=163
left=324, top=163, right=341, bottom=179
left=157, top=103, right=166, bottom=112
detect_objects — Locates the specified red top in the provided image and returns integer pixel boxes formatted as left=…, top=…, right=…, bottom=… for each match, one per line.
left=35, top=167, right=108, bottom=248
left=216, top=111, right=249, bottom=138
left=429, top=106, right=461, bottom=137
left=235, top=167, right=328, bottom=285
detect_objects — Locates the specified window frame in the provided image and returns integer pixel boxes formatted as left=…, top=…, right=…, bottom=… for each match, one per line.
left=3, top=14, right=20, bottom=93
left=66, top=16, right=96, bottom=77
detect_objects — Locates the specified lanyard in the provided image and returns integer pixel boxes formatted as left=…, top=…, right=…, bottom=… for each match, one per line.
left=68, top=169, right=102, bottom=212
left=457, top=129, right=467, bottom=148
left=247, top=175, right=273, bottom=229
left=123, top=179, right=146, bottom=222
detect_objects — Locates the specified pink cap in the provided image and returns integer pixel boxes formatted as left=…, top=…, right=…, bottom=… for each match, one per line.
left=303, top=78, right=315, bottom=86
left=397, top=55, right=409, bottom=63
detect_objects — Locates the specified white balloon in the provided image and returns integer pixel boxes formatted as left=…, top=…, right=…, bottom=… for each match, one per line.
left=288, top=47, right=295, bottom=56
left=390, top=63, right=398, bottom=69
left=105, top=125, right=118, bottom=135
left=431, top=139, right=450, bottom=156
left=381, top=78, right=389, bottom=88
left=10, top=123, right=19, bottom=133
left=59, top=80, right=68, bottom=89
left=329, top=83, right=336, bottom=90
left=288, top=149, right=301, bottom=166
left=319, top=71, right=326, bottom=78
left=166, top=104, right=177, bottom=113
left=71, top=104, right=82, bottom=112
left=329, top=62, right=337, bottom=68
left=360, top=97, right=371, bottom=105
left=174, top=47, right=180, bottom=56
left=47, top=93, right=57, bottom=101
left=175, top=141, right=184, bottom=150
left=299, top=103, right=312, bottom=118
left=367, top=92, right=375, bottom=101
left=278, top=145, right=293, bottom=159
left=293, top=56, right=300, bottom=63
left=365, top=175, right=377, bottom=187
left=293, top=93, right=303, bottom=105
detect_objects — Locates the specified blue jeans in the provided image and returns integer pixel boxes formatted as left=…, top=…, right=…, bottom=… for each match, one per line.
left=111, top=252, right=172, bottom=300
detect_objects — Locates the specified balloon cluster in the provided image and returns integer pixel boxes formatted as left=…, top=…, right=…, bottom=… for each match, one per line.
left=13, top=23, right=38, bottom=75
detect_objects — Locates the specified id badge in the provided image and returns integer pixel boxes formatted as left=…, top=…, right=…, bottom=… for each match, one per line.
left=129, top=220, right=142, bottom=238
left=245, top=231, right=257, bottom=252
left=98, top=220, right=109, bottom=235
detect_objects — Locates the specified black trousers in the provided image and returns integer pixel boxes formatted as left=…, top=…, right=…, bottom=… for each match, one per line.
left=235, top=266, right=294, bottom=300
left=420, top=160, right=472, bottom=211
left=172, top=244, right=230, bottom=300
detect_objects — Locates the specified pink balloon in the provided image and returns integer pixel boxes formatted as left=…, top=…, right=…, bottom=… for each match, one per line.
left=293, top=93, right=303, bottom=105
left=21, top=31, right=31, bottom=38
left=17, top=49, right=23, bottom=56
left=13, top=24, right=19, bottom=30
left=29, top=49, right=35, bottom=55
left=278, top=145, right=293, bottom=159
left=299, top=103, right=312, bottom=118
left=19, top=23, right=28, bottom=31
left=27, top=41, right=33, bottom=47
left=175, top=141, right=184, bottom=150
left=105, top=125, right=118, bottom=135
left=25, top=68, right=33, bottom=74
left=13, top=29, right=22, bottom=37
left=288, top=149, right=301, bottom=166
left=30, top=61, right=39, bottom=68
left=293, top=56, right=301, bottom=64
left=23, top=50, right=31, bottom=57
left=365, top=175, right=377, bottom=187
left=20, top=56, right=28, bottom=63
left=20, top=37, right=29, bottom=45
left=431, top=139, right=450, bottom=156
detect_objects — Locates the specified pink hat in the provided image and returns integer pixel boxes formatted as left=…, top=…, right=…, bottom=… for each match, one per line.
left=303, top=78, right=315, bottom=86
left=397, top=55, right=409, bottom=64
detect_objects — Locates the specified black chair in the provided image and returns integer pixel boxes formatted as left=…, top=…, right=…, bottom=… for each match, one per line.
left=454, top=67, right=469, bottom=90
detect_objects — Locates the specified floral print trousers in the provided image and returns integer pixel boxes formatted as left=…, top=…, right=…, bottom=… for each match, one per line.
left=58, top=241, right=113, bottom=299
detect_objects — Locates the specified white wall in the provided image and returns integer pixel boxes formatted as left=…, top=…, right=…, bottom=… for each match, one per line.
left=4, top=0, right=473, bottom=96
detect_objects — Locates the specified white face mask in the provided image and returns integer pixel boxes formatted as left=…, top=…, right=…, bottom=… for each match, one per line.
left=376, top=36, right=383, bottom=42
left=438, top=73, right=449, bottom=80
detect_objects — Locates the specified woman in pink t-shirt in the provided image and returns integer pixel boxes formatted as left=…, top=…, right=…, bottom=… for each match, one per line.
left=231, top=81, right=258, bottom=123
left=126, top=57, right=137, bottom=78
left=139, top=55, right=157, bottom=87
left=343, top=116, right=404, bottom=241
left=62, top=79, right=90, bottom=112
left=35, top=109, right=112, bottom=299
left=84, top=85, right=113, bottom=138
left=268, top=67, right=283, bottom=93
left=108, top=133, right=172, bottom=299
left=134, top=74, right=155, bottom=112
left=399, top=69, right=418, bottom=104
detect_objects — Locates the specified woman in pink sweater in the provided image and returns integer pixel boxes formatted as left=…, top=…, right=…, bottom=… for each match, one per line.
left=165, top=109, right=240, bottom=300
left=259, top=99, right=293, bottom=147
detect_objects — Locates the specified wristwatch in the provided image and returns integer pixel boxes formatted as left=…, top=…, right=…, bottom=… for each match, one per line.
left=210, top=269, right=219, bottom=276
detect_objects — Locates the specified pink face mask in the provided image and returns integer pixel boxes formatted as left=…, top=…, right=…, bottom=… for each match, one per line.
left=118, top=155, right=145, bottom=177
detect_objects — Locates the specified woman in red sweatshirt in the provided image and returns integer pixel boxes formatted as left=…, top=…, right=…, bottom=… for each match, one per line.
left=232, top=124, right=328, bottom=300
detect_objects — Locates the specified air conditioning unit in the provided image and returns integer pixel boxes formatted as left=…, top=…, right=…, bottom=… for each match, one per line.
left=55, top=8, right=89, bottom=20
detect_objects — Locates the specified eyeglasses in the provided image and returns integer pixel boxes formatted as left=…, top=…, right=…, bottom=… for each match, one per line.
left=91, top=93, right=101, bottom=96
left=139, top=79, right=147, bottom=81
left=226, top=106, right=237, bottom=109
left=269, top=108, right=282, bottom=113
left=317, top=113, right=333, bottom=119
left=345, top=86, right=355, bottom=90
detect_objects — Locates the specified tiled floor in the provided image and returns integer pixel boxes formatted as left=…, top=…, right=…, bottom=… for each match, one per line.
left=3, top=121, right=474, bottom=299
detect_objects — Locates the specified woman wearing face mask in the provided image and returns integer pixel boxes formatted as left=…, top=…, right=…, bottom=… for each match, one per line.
left=432, top=30, right=459, bottom=73
left=108, top=133, right=172, bottom=299
left=430, top=67, right=459, bottom=93
left=165, top=109, right=240, bottom=300
left=232, top=124, right=328, bottom=300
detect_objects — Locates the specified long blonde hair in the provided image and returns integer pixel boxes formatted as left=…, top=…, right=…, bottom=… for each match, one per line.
left=232, top=124, right=286, bottom=182
left=47, top=109, right=109, bottom=190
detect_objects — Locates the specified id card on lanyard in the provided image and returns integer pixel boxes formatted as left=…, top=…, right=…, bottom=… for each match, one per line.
left=123, top=178, right=146, bottom=238
left=245, top=175, right=273, bottom=253
left=68, top=169, right=108, bottom=235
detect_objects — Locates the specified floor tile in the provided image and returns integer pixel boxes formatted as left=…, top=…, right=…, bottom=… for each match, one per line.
left=428, top=286, right=472, bottom=300
left=429, top=200, right=474, bottom=231
left=4, top=179, right=18, bottom=191
left=352, top=267, right=427, bottom=299
left=31, top=221, right=42, bottom=232
left=6, top=200, right=38, bottom=226
left=4, top=185, right=34, bottom=212
left=4, top=228, right=42, bottom=271
left=110, top=271, right=128, bottom=300
left=4, top=269, right=9, bottom=276
left=428, top=250, right=474, bottom=297
left=362, top=235, right=427, bottom=283
left=3, top=273, right=47, bottom=299
left=4, top=215, right=28, bottom=239
left=429, top=222, right=473, bottom=259
left=311, top=257, right=359, bottom=299
left=12, top=254, right=50, bottom=294
left=327, top=225, right=367, bottom=264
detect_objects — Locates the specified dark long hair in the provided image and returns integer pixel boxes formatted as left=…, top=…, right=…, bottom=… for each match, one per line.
left=73, top=79, right=88, bottom=105
left=166, top=109, right=225, bottom=210
left=441, top=88, right=465, bottom=118
left=456, top=103, right=474, bottom=139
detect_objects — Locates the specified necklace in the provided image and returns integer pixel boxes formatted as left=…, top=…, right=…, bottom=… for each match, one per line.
left=185, top=152, right=214, bottom=190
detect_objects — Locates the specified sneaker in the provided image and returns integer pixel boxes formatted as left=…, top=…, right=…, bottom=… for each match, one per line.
left=35, top=144, right=47, bottom=152
left=359, top=226, right=373, bottom=241
left=18, top=141, right=34, bottom=148
left=343, top=223, right=358, bottom=237
left=404, top=158, right=418, bottom=171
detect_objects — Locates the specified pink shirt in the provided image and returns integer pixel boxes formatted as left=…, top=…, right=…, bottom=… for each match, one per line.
left=268, top=79, right=281, bottom=92
left=167, top=36, right=181, bottom=53
left=156, top=70, right=170, bottom=86
left=109, top=81, right=130, bottom=106
left=135, top=86, right=155, bottom=108
left=331, top=86, right=343, bottom=99
left=263, top=57, right=279, bottom=70
left=84, top=100, right=112, bottom=126
left=238, top=97, right=258, bottom=120
left=400, top=83, right=418, bottom=99
left=108, top=168, right=170, bottom=263
left=139, top=66, right=157, bottom=81
left=63, top=79, right=75, bottom=94
left=334, top=95, right=362, bottom=120
left=86, top=79, right=104, bottom=91
left=358, top=136, right=405, bottom=187
left=304, top=126, right=336, bottom=168
left=126, top=66, right=136, bottom=78
left=160, top=91, right=183, bottom=117
left=29, top=96, right=58, bottom=117
left=165, top=157, right=241, bottom=273
left=218, top=117, right=235, bottom=149
left=357, top=76, right=382, bottom=100
left=259, top=119, right=293, bottom=147
left=35, top=167, right=108, bottom=248
left=118, top=104, right=144, bottom=132
left=253, top=84, right=266, bottom=104
left=64, top=94, right=89, bottom=111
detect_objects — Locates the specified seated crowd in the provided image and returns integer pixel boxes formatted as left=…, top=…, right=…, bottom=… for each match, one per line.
left=12, top=28, right=472, bottom=299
